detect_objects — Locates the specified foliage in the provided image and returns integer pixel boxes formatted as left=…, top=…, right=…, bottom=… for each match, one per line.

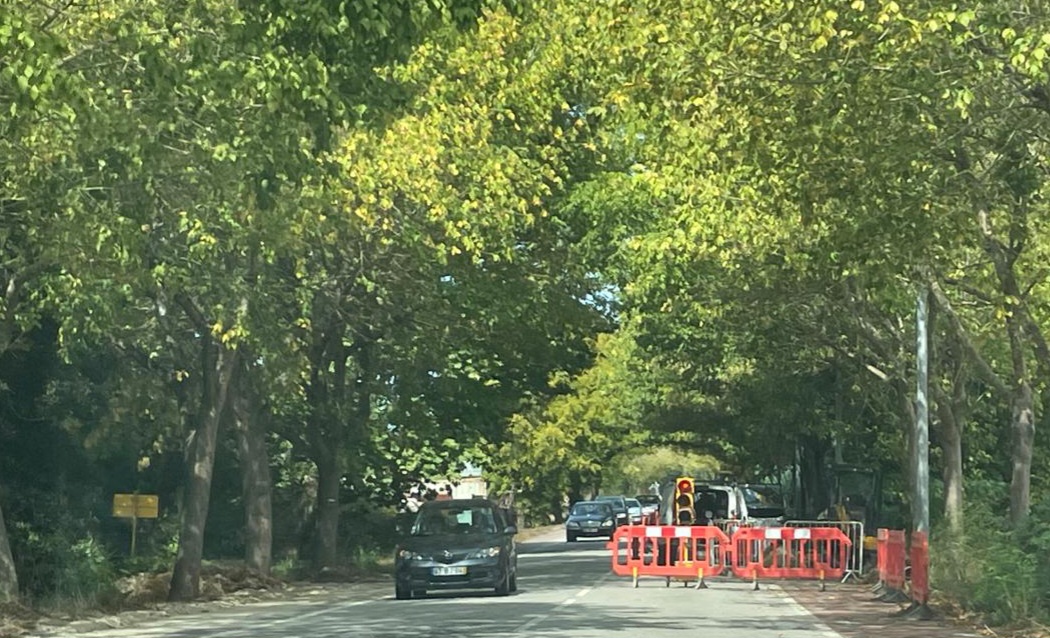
left=8, top=509, right=117, bottom=606
left=0, top=0, right=1049, bottom=622
left=601, top=446, right=720, bottom=496
left=933, top=499, right=1050, bottom=625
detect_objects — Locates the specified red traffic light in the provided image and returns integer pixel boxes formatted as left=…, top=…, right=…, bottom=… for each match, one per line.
left=676, top=478, right=693, bottom=493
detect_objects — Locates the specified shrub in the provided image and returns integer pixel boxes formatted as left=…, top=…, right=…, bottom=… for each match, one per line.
left=932, top=500, right=1050, bottom=626
left=11, top=522, right=118, bottom=608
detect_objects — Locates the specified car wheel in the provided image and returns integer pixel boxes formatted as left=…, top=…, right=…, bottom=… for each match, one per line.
left=412, top=589, right=427, bottom=598
left=495, top=569, right=511, bottom=596
left=395, top=584, right=411, bottom=600
left=566, top=532, right=576, bottom=542
left=509, top=571, right=518, bottom=593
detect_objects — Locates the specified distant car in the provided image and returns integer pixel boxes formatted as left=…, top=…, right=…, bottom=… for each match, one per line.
left=565, top=501, right=616, bottom=542
left=635, top=494, right=661, bottom=516
left=741, top=485, right=786, bottom=527
left=394, top=498, right=518, bottom=600
left=625, top=497, right=644, bottom=525
left=592, top=495, right=630, bottom=527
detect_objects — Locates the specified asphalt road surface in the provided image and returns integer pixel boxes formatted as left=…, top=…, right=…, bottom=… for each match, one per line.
left=36, top=528, right=843, bottom=638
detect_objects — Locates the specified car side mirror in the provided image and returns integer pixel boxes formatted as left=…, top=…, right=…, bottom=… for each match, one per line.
left=504, top=525, right=518, bottom=536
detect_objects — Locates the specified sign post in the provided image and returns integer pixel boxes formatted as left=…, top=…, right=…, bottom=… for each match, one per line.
left=112, top=493, right=159, bottom=556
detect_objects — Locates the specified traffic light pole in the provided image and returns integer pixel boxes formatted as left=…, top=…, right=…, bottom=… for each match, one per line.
left=913, top=286, right=930, bottom=535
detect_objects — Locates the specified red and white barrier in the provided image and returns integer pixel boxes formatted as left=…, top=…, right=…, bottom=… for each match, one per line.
left=606, top=525, right=732, bottom=587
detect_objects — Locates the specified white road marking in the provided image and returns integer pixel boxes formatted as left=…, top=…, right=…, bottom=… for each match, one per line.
left=512, top=570, right=610, bottom=635
left=768, top=585, right=844, bottom=638
left=207, top=599, right=375, bottom=637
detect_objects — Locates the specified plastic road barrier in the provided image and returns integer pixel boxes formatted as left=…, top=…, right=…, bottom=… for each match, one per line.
left=910, top=530, right=930, bottom=605
left=786, top=519, right=865, bottom=580
left=882, top=529, right=907, bottom=595
left=730, top=526, right=852, bottom=586
left=607, top=525, right=731, bottom=588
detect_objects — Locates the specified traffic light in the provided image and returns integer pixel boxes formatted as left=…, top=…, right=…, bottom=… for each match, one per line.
left=673, top=477, right=695, bottom=525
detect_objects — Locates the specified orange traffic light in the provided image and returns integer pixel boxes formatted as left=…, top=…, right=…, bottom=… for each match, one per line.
left=674, top=477, right=695, bottom=525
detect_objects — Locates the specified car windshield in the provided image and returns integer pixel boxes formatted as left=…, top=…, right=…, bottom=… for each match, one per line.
left=696, top=490, right=730, bottom=519
left=594, top=497, right=626, bottom=511
left=743, top=488, right=767, bottom=508
left=571, top=502, right=610, bottom=516
left=636, top=495, right=660, bottom=506
left=411, top=505, right=498, bottom=536
left=625, top=499, right=641, bottom=512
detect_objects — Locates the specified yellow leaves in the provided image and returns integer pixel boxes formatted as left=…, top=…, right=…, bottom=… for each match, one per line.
left=876, top=0, right=900, bottom=25
left=850, top=0, right=865, bottom=11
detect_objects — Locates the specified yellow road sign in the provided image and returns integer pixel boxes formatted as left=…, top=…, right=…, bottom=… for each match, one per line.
left=112, top=493, right=159, bottom=519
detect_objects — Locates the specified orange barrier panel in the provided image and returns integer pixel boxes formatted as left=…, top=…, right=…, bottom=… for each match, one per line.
left=787, top=520, right=865, bottom=579
left=730, top=526, right=852, bottom=583
left=710, top=519, right=754, bottom=537
left=910, top=531, right=929, bottom=605
left=875, top=528, right=888, bottom=584
left=883, top=530, right=907, bottom=591
left=607, top=525, right=731, bottom=587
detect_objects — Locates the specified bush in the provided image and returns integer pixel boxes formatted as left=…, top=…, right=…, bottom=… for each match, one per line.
left=11, top=522, right=118, bottom=608
left=932, top=500, right=1050, bottom=626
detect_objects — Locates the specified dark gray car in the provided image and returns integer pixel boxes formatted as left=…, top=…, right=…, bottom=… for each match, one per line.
left=565, top=501, right=616, bottom=541
left=592, top=495, right=630, bottom=527
left=394, top=498, right=517, bottom=599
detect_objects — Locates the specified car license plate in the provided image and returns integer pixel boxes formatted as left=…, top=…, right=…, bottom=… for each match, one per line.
left=432, top=566, right=467, bottom=576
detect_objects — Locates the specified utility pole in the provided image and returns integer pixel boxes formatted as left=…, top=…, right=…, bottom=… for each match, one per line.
left=914, top=286, right=931, bottom=533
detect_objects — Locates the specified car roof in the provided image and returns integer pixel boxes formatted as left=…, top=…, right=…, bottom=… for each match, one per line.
left=572, top=501, right=611, bottom=509
left=418, top=498, right=499, bottom=510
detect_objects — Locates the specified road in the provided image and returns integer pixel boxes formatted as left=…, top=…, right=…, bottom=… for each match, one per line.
left=35, top=528, right=843, bottom=638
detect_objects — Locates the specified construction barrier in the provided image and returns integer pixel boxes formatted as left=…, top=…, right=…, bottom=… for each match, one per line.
left=607, top=525, right=731, bottom=588
left=730, top=526, right=852, bottom=587
left=710, top=518, right=753, bottom=536
left=879, top=529, right=908, bottom=601
left=875, top=528, right=888, bottom=586
left=909, top=531, right=929, bottom=605
left=786, top=519, right=865, bottom=580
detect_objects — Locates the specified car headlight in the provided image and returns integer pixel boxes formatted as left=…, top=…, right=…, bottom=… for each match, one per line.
left=566, top=521, right=580, bottom=528
left=601, top=520, right=614, bottom=527
left=468, top=546, right=501, bottom=559
left=398, top=549, right=425, bottom=561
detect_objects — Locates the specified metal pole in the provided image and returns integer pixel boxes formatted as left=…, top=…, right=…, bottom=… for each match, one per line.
left=914, top=286, right=930, bottom=534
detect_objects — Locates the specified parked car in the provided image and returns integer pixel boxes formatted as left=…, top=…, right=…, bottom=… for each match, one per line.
left=565, top=501, right=616, bottom=542
left=693, top=484, right=749, bottom=525
left=394, top=498, right=518, bottom=600
left=592, top=495, right=630, bottom=527
left=625, top=497, right=644, bottom=525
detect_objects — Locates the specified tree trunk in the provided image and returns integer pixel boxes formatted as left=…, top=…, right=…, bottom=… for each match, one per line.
left=797, top=436, right=829, bottom=519
left=1009, top=381, right=1035, bottom=526
left=314, top=447, right=341, bottom=570
left=232, top=371, right=272, bottom=575
left=898, top=379, right=917, bottom=523
left=932, top=384, right=964, bottom=534
left=0, top=499, right=18, bottom=603
left=168, top=336, right=238, bottom=601
left=568, top=472, right=584, bottom=506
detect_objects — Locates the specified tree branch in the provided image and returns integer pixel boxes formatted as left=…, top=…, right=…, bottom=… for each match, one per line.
left=928, top=277, right=1010, bottom=399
